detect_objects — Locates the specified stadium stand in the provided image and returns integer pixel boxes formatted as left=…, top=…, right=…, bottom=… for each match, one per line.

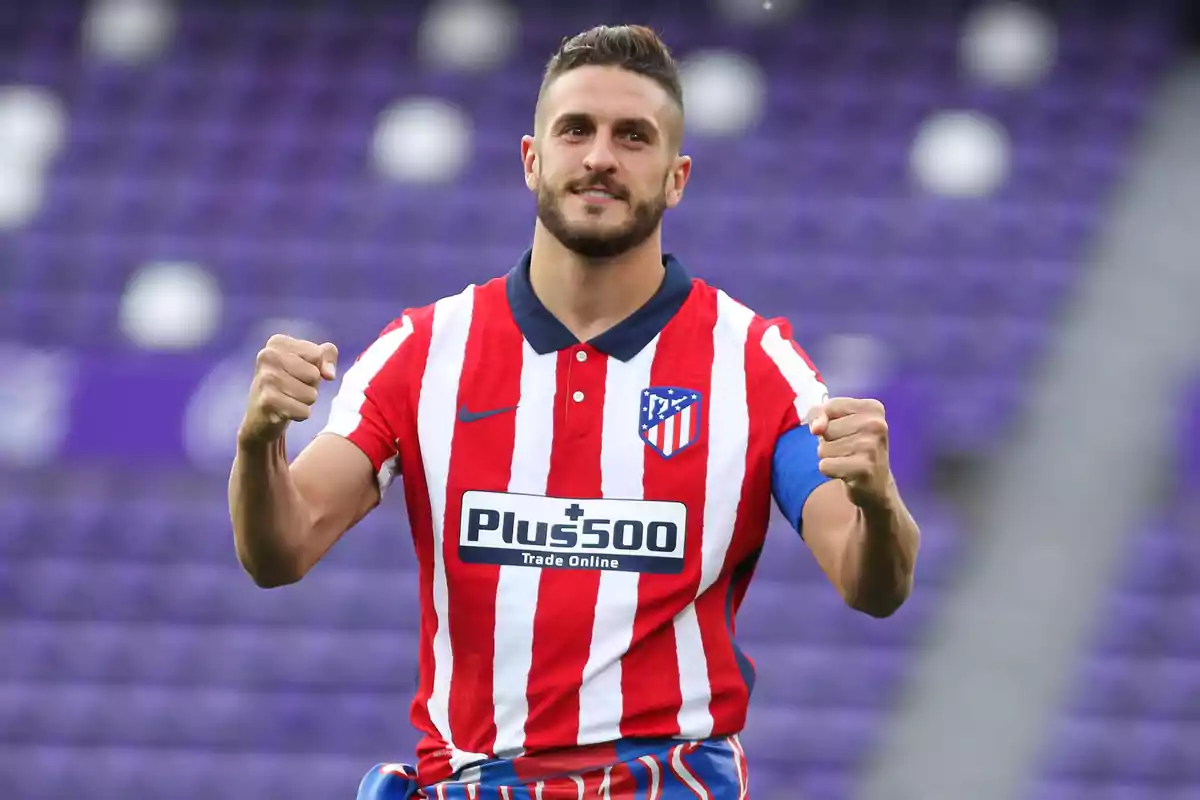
left=1031, top=376, right=1200, bottom=799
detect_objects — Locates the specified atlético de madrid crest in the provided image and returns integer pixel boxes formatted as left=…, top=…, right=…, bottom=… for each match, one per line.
left=640, top=387, right=702, bottom=459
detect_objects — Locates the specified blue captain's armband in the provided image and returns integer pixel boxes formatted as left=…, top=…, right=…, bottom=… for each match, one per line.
left=771, top=425, right=830, bottom=537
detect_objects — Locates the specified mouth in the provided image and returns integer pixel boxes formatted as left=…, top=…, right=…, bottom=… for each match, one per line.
left=572, top=187, right=622, bottom=203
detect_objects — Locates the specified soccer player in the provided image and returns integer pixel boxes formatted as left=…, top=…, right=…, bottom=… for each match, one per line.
left=230, top=24, right=920, bottom=799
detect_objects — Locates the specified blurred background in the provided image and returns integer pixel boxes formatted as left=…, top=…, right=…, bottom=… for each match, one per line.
left=1, top=0, right=1198, bottom=798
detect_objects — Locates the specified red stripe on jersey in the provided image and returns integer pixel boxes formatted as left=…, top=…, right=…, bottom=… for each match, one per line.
left=683, top=313, right=773, bottom=736
left=621, top=290, right=718, bottom=737
left=443, top=280, right=524, bottom=757
left=336, top=316, right=410, bottom=471
left=387, top=305, right=446, bottom=776
left=523, top=346, right=607, bottom=752
left=691, top=574, right=744, bottom=733
left=508, top=741, right=620, bottom=783
left=688, top=297, right=754, bottom=738
left=704, top=313, right=798, bottom=735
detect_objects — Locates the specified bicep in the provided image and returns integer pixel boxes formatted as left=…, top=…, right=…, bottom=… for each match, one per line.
left=289, top=433, right=383, bottom=565
left=277, top=315, right=413, bottom=574
left=772, top=426, right=857, bottom=592
left=297, top=317, right=409, bottom=548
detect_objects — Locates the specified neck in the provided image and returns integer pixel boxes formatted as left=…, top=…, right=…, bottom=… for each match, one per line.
left=528, top=222, right=667, bottom=342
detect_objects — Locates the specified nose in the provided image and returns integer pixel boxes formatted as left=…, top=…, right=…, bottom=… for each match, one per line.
left=582, top=134, right=618, bottom=174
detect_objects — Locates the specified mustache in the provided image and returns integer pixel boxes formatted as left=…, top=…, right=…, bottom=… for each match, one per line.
left=567, top=176, right=627, bottom=200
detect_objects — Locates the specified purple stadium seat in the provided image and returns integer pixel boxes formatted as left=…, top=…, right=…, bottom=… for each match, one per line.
left=1037, top=436, right=1200, bottom=794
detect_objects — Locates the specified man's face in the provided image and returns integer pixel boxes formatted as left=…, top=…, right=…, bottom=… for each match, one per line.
left=522, top=65, right=691, bottom=260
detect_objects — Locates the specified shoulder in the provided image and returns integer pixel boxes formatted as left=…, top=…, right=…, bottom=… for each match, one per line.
left=375, top=275, right=505, bottom=344
left=690, top=279, right=827, bottom=418
left=688, top=278, right=821, bottom=372
left=360, top=275, right=521, bottom=376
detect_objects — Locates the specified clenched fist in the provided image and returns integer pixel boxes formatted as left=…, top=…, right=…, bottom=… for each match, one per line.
left=808, top=397, right=893, bottom=506
left=238, top=334, right=339, bottom=446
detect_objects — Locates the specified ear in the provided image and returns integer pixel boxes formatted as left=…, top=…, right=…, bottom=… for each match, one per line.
left=521, top=135, right=538, bottom=192
left=665, top=154, right=692, bottom=209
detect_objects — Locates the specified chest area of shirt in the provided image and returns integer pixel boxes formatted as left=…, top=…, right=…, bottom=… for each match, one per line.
left=439, top=347, right=721, bottom=493
left=417, top=347, right=768, bottom=578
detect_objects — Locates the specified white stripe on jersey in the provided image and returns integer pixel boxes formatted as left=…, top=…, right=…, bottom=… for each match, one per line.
left=674, top=292, right=755, bottom=736
left=576, top=338, right=658, bottom=745
left=322, top=314, right=414, bottom=492
left=677, top=404, right=692, bottom=450
left=492, top=340, right=558, bottom=757
left=417, top=286, right=489, bottom=772
left=662, top=413, right=676, bottom=456
left=761, top=323, right=829, bottom=421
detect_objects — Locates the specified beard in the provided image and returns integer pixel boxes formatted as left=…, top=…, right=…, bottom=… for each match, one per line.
left=536, top=174, right=668, bottom=260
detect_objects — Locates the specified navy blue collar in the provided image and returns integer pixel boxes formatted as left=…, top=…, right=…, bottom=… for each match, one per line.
left=505, top=248, right=693, bottom=362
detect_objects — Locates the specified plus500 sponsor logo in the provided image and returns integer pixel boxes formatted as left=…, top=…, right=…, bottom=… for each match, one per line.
left=457, top=491, right=687, bottom=574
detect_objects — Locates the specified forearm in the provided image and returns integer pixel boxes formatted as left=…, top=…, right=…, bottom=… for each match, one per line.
left=229, top=434, right=313, bottom=587
left=839, top=482, right=920, bottom=617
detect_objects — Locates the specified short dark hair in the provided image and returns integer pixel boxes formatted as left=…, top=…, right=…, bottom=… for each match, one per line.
left=539, top=25, right=684, bottom=114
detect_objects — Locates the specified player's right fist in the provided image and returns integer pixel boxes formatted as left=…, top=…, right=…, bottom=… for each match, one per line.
left=238, top=334, right=339, bottom=446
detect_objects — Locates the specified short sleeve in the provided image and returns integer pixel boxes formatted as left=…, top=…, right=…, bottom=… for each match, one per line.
left=320, top=315, right=414, bottom=493
left=758, top=318, right=832, bottom=536
left=759, top=318, right=830, bottom=431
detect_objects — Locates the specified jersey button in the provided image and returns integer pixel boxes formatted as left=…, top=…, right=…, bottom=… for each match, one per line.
left=575, top=350, right=588, bottom=362
left=572, top=390, right=584, bottom=403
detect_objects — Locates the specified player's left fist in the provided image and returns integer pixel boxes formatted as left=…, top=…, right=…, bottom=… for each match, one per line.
left=807, top=397, right=892, bottom=505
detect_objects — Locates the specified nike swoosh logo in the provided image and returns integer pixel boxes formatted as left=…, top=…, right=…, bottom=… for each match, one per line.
left=457, top=404, right=518, bottom=423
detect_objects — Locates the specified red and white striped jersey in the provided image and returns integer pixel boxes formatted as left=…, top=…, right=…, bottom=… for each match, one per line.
left=321, top=251, right=830, bottom=784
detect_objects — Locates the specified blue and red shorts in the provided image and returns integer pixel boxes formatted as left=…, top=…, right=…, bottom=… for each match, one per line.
left=357, top=736, right=749, bottom=799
